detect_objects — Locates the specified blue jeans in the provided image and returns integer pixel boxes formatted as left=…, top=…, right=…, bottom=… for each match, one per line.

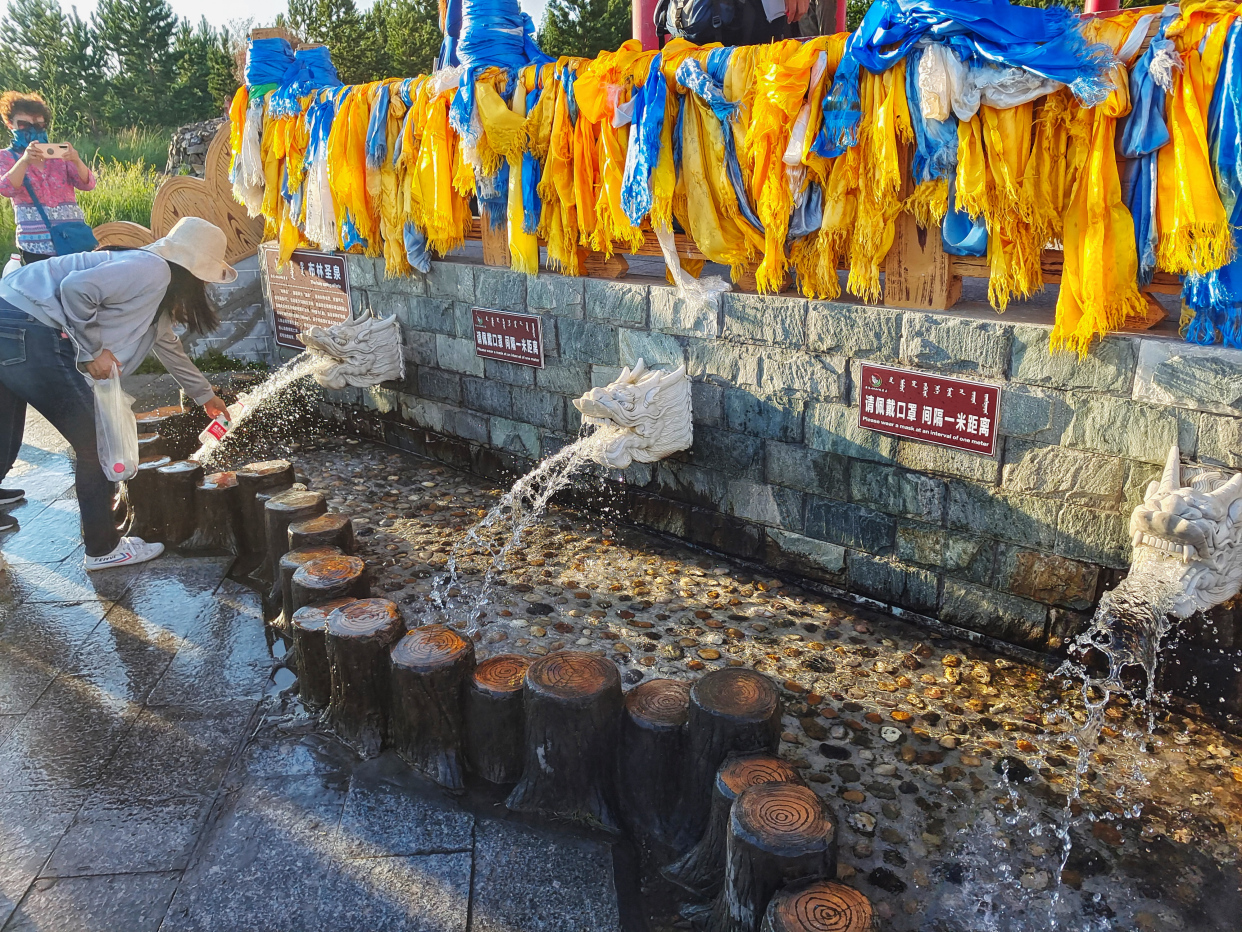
left=0, top=300, right=120, bottom=556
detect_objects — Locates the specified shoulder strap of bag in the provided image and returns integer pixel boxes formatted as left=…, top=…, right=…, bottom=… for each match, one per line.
left=21, top=176, right=54, bottom=232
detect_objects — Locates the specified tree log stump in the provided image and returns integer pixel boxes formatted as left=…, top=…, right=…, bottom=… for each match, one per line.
left=291, top=597, right=357, bottom=710
left=261, top=489, right=327, bottom=600
left=706, top=784, right=837, bottom=932
left=288, top=512, right=355, bottom=554
left=505, top=651, right=623, bottom=830
left=619, top=678, right=691, bottom=847
left=760, top=880, right=874, bottom=932
left=325, top=598, right=404, bottom=757
left=277, top=546, right=343, bottom=631
left=119, top=455, right=171, bottom=540
left=389, top=624, right=476, bottom=792
left=291, top=554, right=368, bottom=613
left=235, top=459, right=294, bottom=555
left=665, top=754, right=805, bottom=897
left=155, top=460, right=204, bottom=547
left=464, top=654, right=530, bottom=785
left=678, top=669, right=782, bottom=847
left=182, top=471, right=243, bottom=554
left=137, top=431, right=165, bottom=459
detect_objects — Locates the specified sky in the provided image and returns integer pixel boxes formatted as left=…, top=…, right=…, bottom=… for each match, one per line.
left=54, top=0, right=550, bottom=32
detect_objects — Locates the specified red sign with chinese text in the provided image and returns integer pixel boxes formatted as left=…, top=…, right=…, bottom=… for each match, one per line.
left=858, top=363, right=1000, bottom=456
left=472, top=307, right=544, bottom=368
left=261, top=245, right=351, bottom=350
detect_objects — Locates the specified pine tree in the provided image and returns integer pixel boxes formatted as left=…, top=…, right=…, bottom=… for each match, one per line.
left=93, top=0, right=179, bottom=126
left=372, top=0, right=441, bottom=79
left=537, top=0, right=631, bottom=60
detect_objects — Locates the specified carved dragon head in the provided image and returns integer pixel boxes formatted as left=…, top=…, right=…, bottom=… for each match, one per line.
left=1128, top=445, right=1242, bottom=617
left=300, top=312, right=405, bottom=390
left=572, top=359, right=693, bottom=469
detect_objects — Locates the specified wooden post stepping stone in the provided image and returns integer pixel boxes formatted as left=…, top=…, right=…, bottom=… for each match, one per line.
left=389, top=624, right=476, bottom=792
left=325, top=598, right=404, bottom=756
left=291, top=554, right=367, bottom=613
left=137, top=431, right=165, bottom=458
left=464, top=654, right=530, bottom=785
left=119, top=455, right=171, bottom=540
left=706, top=783, right=837, bottom=932
left=761, top=880, right=875, bottom=932
left=618, top=678, right=691, bottom=846
left=261, top=489, right=327, bottom=599
left=183, top=471, right=243, bottom=554
left=277, top=545, right=343, bottom=630
left=155, top=460, right=204, bottom=547
left=289, top=512, right=355, bottom=554
left=679, top=669, right=782, bottom=846
left=236, top=459, right=294, bottom=555
left=505, top=651, right=623, bottom=830
left=290, top=597, right=356, bottom=710
left=665, top=754, right=805, bottom=897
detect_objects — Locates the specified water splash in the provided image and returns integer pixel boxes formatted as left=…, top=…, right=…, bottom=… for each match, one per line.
left=430, top=426, right=626, bottom=635
left=193, top=352, right=321, bottom=465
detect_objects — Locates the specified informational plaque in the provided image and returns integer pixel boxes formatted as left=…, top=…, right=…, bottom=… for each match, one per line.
left=858, top=363, right=1000, bottom=457
left=472, top=307, right=544, bottom=368
left=260, top=244, right=351, bottom=349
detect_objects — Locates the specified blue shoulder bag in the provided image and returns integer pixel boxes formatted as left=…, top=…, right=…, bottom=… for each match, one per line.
left=21, top=175, right=98, bottom=256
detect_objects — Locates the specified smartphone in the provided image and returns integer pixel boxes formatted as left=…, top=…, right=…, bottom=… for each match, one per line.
left=33, top=144, right=70, bottom=159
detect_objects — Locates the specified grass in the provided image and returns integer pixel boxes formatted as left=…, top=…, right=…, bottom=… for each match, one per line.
left=71, top=126, right=170, bottom=171
left=133, top=349, right=271, bottom=376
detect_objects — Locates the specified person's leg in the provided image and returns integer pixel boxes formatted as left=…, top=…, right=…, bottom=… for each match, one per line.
left=20, top=251, right=51, bottom=265
left=0, top=310, right=119, bottom=556
left=0, top=378, right=27, bottom=489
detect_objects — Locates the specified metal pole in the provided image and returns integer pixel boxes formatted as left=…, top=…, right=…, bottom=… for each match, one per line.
left=634, top=0, right=660, bottom=50
left=835, top=0, right=848, bottom=32
left=1082, top=0, right=1120, bottom=13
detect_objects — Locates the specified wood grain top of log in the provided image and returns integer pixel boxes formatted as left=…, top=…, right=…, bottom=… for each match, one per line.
left=290, top=512, right=351, bottom=535
left=267, top=489, right=325, bottom=513
left=201, top=471, right=238, bottom=490
left=326, top=598, right=403, bottom=640
left=764, top=879, right=874, bottom=932
left=391, top=623, right=473, bottom=672
left=526, top=650, right=620, bottom=703
left=280, top=545, right=342, bottom=572
left=137, top=455, right=172, bottom=471
left=293, top=555, right=366, bottom=591
left=625, top=678, right=691, bottom=730
left=291, top=598, right=358, bottom=633
left=732, top=783, right=835, bottom=858
left=157, top=459, right=204, bottom=476
left=472, top=654, right=531, bottom=697
left=692, top=668, right=780, bottom=722
left=718, top=754, right=805, bottom=797
left=238, top=460, right=293, bottom=479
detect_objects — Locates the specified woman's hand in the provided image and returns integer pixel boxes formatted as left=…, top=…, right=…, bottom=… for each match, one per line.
left=202, top=395, right=228, bottom=419
left=62, top=142, right=90, bottom=183
left=17, top=144, right=45, bottom=170
left=785, top=0, right=810, bottom=23
left=86, top=349, right=121, bottom=380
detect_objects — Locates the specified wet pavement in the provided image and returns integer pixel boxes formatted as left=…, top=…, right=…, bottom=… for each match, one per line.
left=0, top=412, right=621, bottom=932
left=2, top=408, right=1241, bottom=931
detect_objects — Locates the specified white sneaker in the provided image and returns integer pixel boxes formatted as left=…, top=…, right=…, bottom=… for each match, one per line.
left=84, top=537, right=165, bottom=571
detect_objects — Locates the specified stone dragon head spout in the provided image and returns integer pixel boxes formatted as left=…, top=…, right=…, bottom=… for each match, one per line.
left=300, top=311, right=405, bottom=390
left=1128, top=445, right=1242, bottom=617
left=572, top=359, right=692, bottom=469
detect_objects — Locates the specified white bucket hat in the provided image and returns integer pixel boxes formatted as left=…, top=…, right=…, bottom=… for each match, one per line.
left=142, top=216, right=237, bottom=284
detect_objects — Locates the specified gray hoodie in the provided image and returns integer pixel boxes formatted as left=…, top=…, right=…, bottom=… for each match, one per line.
left=0, top=249, right=215, bottom=404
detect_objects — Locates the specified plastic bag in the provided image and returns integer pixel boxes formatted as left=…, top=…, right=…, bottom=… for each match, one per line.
left=92, top=363, right=138, bottom=482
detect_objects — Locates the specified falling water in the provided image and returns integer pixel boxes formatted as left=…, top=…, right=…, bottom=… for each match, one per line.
left=431, top=425, right=627, bottom=635
left=193, top=352, right=322, bottom=465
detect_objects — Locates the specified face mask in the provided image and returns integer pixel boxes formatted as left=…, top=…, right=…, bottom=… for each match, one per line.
left=11, top=126, right=48, bottom=152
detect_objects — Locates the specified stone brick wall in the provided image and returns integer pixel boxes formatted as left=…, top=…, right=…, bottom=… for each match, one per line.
left=322, top=255, right=1242, bottom=658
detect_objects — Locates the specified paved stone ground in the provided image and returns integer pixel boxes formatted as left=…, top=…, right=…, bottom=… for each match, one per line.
left=0, top=412, right=622, bottom=932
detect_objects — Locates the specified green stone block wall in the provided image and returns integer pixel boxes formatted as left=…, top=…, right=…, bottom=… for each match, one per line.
left=324, top=255, right=1242, bottom=655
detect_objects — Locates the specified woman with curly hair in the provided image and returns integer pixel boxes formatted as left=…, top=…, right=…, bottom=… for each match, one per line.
left=0, top=90, right=96, bottom=263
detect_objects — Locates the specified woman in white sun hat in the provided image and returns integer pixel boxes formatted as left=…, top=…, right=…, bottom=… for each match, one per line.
left=0, top=216, right=236, bottom=570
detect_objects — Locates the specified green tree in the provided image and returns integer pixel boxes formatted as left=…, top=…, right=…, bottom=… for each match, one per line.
left=93, top=0, right=179, bottom=125
left=372, top=0, right=441, bottom=79
left=537, top=0, right=631, bottom=59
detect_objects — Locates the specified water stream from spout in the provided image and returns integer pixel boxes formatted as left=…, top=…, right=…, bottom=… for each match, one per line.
left=431, top=425, right=626, bottom=635
left=193, top=352, right=321, bottom=466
